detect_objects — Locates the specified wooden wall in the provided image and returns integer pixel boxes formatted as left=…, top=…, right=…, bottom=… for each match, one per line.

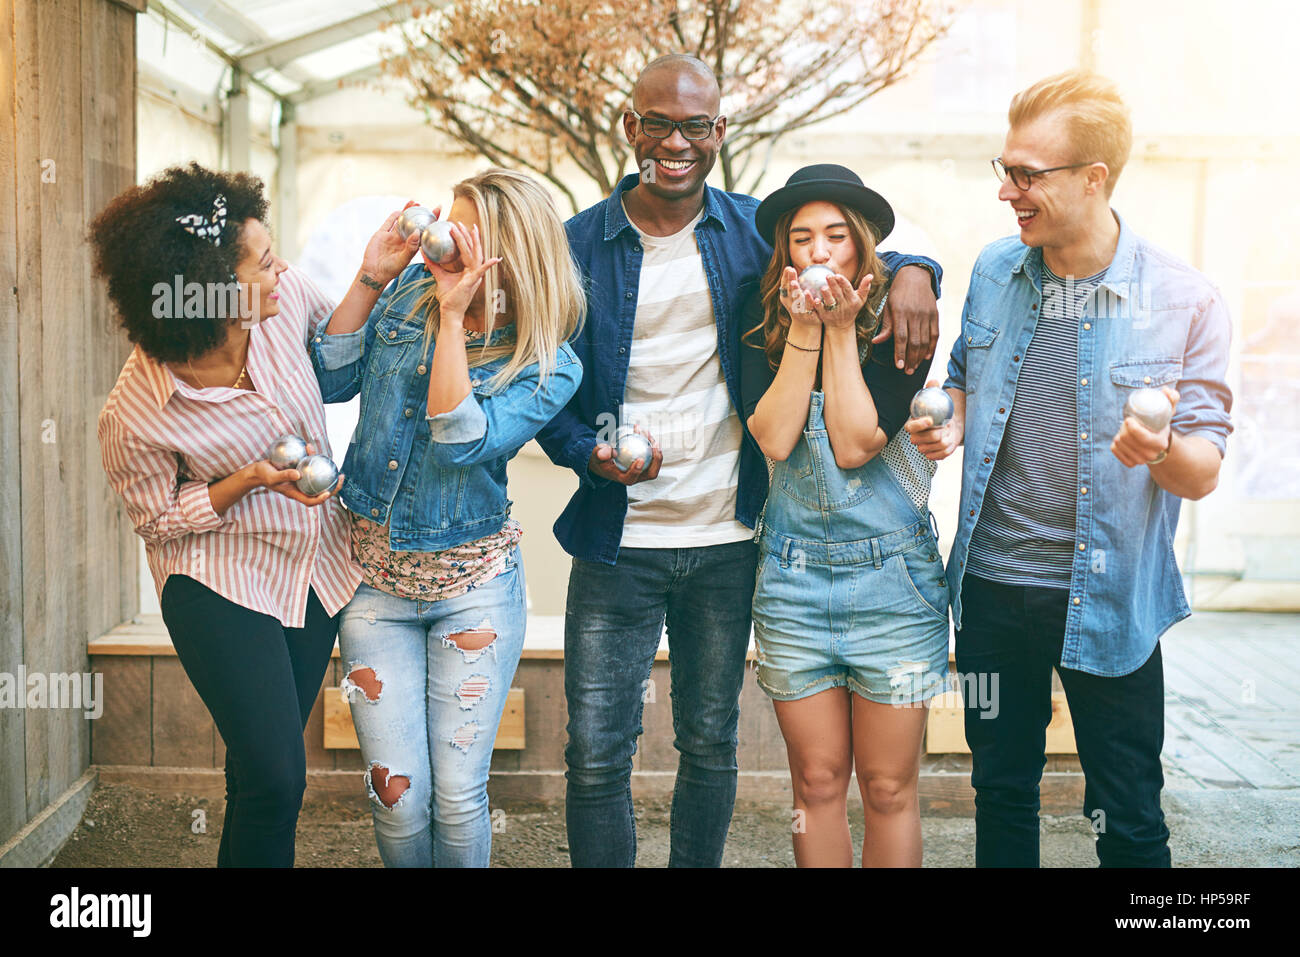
left=0, top=0, right=141, bottom=851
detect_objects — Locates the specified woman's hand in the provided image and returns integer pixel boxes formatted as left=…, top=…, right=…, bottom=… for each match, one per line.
left=815, top=272, right=873, bottom=330
left=244, top=443, right=342, bottom=507
left=361, top=202, right=440, bottom=286
left=429, top=222, right=502, bottom=323
left=779, top=267, right=823, bottom=331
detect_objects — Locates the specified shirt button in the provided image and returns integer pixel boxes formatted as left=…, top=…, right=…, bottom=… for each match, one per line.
left=634, top=244, right=642, bottom=252
left=471, top=379, right=480, bottom=386
left=1080, top=486, right=1088, bottom=495
left=1073, top=597, right=1081, bottom=606
left=1081, top=431, right=1088, bottom=440
left=1080, top=378, right=1088, bottom=385
left=619, top=346, right=627, bottom=354
left=625, top=292, right=634, bottom=300
left=969, top=509, right=975, bottom=516
left=1143, top=376, right=1152, bottom=384
left=404, top=408, right=413, bottom=417
left=1031, top=303, right=1038, bottom=310
left=983, top=456, right=990, bottom=464
left=998, top=407, right=1006, bottom=414
left=1078, top=543, right=1086, bottom=551
left=371, top=508, right=379, bottom=517
left=1013, top=355, right=1020, bottom=362
left=967, top=336, right=973, bottom=344
left=388, top=330, right=397, bottom=340
left=314, top=336, right=322, bottom=343
left=1083, top=323, right=1091, bottom=331
left=417, top=364, right=427, bottom=375
left=388, top=460, right=398, bottom=470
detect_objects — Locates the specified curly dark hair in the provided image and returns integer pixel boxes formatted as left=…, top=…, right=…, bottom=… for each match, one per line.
left=88, top=162, right=269, bottom=363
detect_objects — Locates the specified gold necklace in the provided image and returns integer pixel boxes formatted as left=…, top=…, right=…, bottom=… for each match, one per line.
left=187, top=349, right=249, bottom=390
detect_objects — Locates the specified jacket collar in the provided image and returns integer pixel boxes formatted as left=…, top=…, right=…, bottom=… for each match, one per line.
left=602, top=172, right=727, bottom=242
left=1010, top=208, right=1134, bottom=297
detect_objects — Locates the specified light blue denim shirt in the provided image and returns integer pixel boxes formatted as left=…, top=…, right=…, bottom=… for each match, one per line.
left=310, top=262, right=582, bottom=551
left=943, top=211, right=1233, bottom=676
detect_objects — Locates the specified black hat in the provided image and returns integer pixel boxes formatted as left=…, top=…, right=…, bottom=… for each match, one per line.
left=754, top=164, right=894, bottom=246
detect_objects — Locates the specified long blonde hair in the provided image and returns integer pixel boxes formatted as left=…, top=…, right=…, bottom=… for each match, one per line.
left=743, top=203, right=888, bottom=374
left=397, top=167, right=585, bottom=388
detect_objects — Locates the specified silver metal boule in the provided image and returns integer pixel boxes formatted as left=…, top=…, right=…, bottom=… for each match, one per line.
left=1124, top=387, right=1173, bottom=433
left=266, top=434, right=308, bottom=470
left=910, top=387, right=954, bottom=427
left=396, top=205, right=436, bottom=240
left=295, top=454, right=339, bottom=496
left=797, top=264, right=835, bottom=299
left=420, top=219, right=458, bottom=264
left=613, top=430, right=653, bottom=471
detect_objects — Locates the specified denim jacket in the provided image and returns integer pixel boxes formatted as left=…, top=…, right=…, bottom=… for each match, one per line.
left=943, top=211, right=1233, bottom=676
left=310, top=262, right=582, bottom=551
left=536, top=172, right=941, bottom=564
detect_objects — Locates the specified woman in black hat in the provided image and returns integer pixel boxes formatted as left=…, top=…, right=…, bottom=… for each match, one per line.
left=740, top=164, right=951, bottom=867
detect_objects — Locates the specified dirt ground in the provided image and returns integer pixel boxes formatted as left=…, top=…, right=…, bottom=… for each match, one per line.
left=51, top=781, right=1097, bottom=867
left=51, top=780, right=1300, bottom=868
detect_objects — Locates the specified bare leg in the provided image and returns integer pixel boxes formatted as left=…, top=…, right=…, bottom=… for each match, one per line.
left=851, top=694, right=928, bottom=867
left=773, top=687, right=854, bottom=867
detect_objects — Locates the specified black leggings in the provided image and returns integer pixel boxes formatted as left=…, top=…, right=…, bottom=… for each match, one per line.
left=160, top=574, right=338, bottom=867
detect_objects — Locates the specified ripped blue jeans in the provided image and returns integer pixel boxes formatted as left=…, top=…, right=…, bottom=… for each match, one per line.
left=337, top=548, right=525, bottom=867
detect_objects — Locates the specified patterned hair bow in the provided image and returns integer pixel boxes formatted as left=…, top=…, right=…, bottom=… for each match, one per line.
left=175, top=193, right=228, bottom=246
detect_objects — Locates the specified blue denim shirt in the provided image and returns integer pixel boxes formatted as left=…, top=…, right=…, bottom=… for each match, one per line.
left=536, top=172, right=942, bottom=564
left=943, top=211, right=1233, bottom=676
left=310, top=262, right=582, bottom=551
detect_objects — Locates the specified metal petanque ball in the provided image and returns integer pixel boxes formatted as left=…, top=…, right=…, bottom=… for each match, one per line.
left=1123, top=387, right=1173, bottom=433
left=910, top=388, right=954, bottom=428
left=396, top=205, right=436, bottom=240
left=295, top=454, right=339, bottom=496
left=797, top=264, right=835, bottom=300
left=266, top=434, right=308, bottom=470
left=613, top=430, right=653, bottom=471
left=420, top=219, right=458, bottom=264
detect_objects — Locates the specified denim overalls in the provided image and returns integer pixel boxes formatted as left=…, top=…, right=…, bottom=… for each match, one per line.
left=752, top=390, right=951, bottom=704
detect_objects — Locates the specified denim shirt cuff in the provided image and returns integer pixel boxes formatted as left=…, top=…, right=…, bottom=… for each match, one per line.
left=426, top=390, right=488, bottom=443
left=571, top=433, right=609, bottom=488
left=312, top=314, right=364, bottom=371
left=941, top=374, right=965, bottom=393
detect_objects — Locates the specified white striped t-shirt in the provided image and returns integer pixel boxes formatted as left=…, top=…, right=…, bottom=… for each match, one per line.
left=97, top=266, right=362, bottom=628
left=618, top=202, right=753, bottom=548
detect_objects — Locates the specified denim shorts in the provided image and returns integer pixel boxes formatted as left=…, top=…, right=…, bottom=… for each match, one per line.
left=751, top=526, right=951, bottom=705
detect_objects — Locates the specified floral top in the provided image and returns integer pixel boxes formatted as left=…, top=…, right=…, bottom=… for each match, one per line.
left=351, top=513, right=522, bottom=602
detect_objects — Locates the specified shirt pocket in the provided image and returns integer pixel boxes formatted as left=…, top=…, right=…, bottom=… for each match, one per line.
left=961, top=315, right=999, bottom=393
left=1107, top=357, right=1183, bottom=429
left=371, top=312, right=428, bottom=379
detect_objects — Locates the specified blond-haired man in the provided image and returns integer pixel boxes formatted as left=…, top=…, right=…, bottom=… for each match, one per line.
left=906, top=71, right=1232, bottom=867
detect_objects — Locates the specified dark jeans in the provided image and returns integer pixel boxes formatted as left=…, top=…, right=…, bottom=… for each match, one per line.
left=160, top=575, right=338, bottom=867
left=955, top=574, right=1171, bottom=867
left=563, top=539, right=758, bottom=867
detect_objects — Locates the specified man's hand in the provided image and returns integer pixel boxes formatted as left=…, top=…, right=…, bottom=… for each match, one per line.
left=874, top=264, right=939, bottom=375
left=904, top=379, right=963, bottom=461
left=587, top=428, right=663, bottom=485
left=1112, top=386, right=1178, bottom=467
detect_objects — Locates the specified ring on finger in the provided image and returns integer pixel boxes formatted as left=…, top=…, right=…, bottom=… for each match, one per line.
left=823, top=298, right=837, bottom=309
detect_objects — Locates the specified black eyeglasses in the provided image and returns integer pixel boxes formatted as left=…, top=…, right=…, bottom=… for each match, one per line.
left=992, top=157, right=1095, bottom=190
left=627, top=110, right=722, bottom=140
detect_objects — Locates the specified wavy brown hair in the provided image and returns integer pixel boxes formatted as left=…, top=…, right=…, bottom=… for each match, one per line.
left=743, top=204, right=889, bottom=373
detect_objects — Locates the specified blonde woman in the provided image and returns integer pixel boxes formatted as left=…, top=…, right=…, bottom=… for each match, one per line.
left=310, top=168, right=584, bottom=867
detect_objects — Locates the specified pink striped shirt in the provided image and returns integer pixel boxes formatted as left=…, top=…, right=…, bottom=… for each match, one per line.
left=97, top=266, right=362, bottom=628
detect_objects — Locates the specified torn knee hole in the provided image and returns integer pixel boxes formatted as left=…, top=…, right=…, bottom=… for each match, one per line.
left=450, top=722, right=480, bottom=752
left=448, top=629, right=496, bottom=651
left=344, top=665, right=382, bottom=702
left=366, top=763, right=410, bottom=809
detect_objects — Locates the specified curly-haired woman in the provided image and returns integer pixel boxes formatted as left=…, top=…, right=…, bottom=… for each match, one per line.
left=312, top=168, right=584, bottom=867
left=91, top=162, right=414, bottom=866
left=741, top=164, right=949, bottom=867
